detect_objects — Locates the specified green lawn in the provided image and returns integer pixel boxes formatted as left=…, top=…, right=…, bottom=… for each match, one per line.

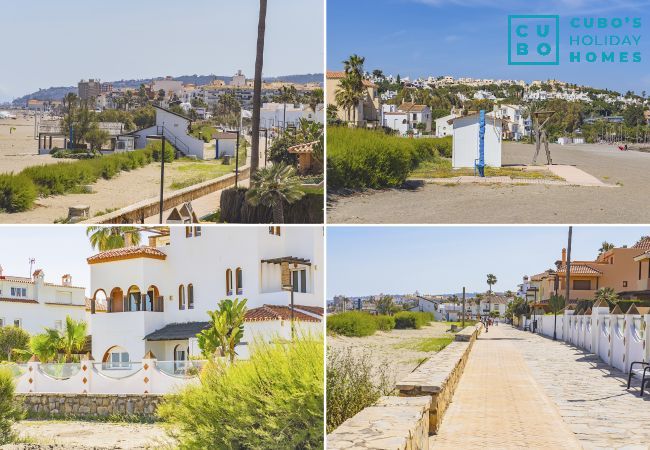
left=168, top=158, right=236, bottom=190
left=391, top=336, right=454, bottom=352
left=409, top=158, right=563, bottom=180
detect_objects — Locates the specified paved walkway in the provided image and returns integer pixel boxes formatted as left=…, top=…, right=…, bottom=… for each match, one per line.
left=431, top=325, right=581, bottom=449
left=508, top=326, right=650, bottom=449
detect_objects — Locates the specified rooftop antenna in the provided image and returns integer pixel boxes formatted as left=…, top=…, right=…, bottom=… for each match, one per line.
left=29, top=258, right=36, bottom=278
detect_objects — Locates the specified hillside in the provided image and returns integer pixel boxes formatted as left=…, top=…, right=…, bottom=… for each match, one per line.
left=11, top=73, right=324, bottom=106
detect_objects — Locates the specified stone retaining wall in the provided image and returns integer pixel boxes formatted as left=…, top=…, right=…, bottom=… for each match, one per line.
left=327, top=396, right=431, bottom=449
left=83, top=165, right=250, bottom=224
left=17, top=393, right=163, bottom=419
left=327, top=324, right=483, bottom=448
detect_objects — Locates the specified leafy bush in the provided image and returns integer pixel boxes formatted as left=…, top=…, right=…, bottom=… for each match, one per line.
left=327, top=311, right=378, bottom=337
left=327, top=347, right=393, bottom=433
left=327, top=126, right=451, bottom=189
left=158, top=336, right=323, bottom=449
left=0, top=326, right=31, bottom=361
left=0, top=174, right=37, bottom=212
left=394, top=311, right=435, bottom=329
left=374, top=315, right=396, bottom=331
left=150, top=140, right=175, bottom=163
left=0, top=367, right=25, bottom=444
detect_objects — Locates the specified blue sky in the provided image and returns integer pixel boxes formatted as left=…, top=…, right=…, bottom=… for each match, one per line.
left=326, top=226, right=650, bottom=298
left=327, top=0, right=650, bottom=94
left=0, top=0, right=324, bottom=102
left=0, top=227, right=94, bottom=295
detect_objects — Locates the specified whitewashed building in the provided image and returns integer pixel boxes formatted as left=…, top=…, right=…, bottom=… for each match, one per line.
left=434, top=114, right=458, bottom=137
left=128, top=106, right=206, bottom=159
left=87, top=227, right=324, bottom=367
left=0, top=267, right=86, bottom=334
left=259, top=102, right=324, bottom=128
left=450, top=112, right=502, bottom=169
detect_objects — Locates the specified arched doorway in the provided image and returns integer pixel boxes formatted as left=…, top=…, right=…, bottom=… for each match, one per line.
left=109, top=287, right=124, bottom=313
left=173, top=343, right=189, bottom=373
left=146, top=285, right=161, bottom=312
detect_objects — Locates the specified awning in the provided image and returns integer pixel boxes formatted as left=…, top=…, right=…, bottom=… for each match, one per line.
left=144, top=322, right=210, bottom=341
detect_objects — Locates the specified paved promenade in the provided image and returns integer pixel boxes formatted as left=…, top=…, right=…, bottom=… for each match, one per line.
left=431, top=325, right=650, bottom=449
left=431, top=325, right=581, bottom=449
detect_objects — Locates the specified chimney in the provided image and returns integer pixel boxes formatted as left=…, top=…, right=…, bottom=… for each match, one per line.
left=62, top=274, right=72, bottom=286
left=561, top=248, right=567, bottom=264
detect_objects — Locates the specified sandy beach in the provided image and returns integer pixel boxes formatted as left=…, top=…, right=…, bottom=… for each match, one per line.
left=0, top=116, right=59, bottom=173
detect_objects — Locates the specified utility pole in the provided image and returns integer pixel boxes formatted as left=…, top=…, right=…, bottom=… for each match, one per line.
left=565, top=226, right=573, bottom=317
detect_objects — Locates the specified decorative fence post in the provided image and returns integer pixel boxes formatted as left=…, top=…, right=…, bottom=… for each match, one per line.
left=80, top=352, right=94, bottom=394
left=26, top=355, right=40, bottom=393
left=142, top=351, right=156, bottom=394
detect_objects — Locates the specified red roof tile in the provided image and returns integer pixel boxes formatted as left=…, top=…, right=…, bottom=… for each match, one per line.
left=293, top=305, right=324, bottom=316
left=245, top=305, right=321, bottom=323
left=87, top=246, right=167, bottom=264
left=0, top=297, right=38, bottom=304
left=557, top=264, right=602, bottom=275
left=633, top=237, right=650, bottom=250
left=326, top=71, right=376, bottom=87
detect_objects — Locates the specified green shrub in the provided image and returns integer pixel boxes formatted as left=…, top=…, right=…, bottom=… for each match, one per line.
left=149, top=140, right=175, bottom=163
left=19, top=149, right=154, bottom=196
left=327, top=311, right=378, bottom=337
left=327, top=347, right=393, bottom=433
left=327, top=126, right=451, bottom=189
left=0, top=174, right=37, bottom=212
left=0, top=368, right=25, bottom=444
left=158, top=336, right=323, bottom=449
left=374, top=315, right=395, bottom=331
left=394, top=311, right=435, bottom=329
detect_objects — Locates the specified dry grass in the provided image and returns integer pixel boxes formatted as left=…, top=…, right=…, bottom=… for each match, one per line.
left=410, top=158, right=563, bottom=180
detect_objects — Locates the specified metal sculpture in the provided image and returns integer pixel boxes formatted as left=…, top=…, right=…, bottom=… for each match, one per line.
left=477, top=110, right=486, bottom=177
left=531, top=110, right=555, bottom=165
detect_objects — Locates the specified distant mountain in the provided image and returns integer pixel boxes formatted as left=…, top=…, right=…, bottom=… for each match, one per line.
left=11, top=73, right=324, bottom=106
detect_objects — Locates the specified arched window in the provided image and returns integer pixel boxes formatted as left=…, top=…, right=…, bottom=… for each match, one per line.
left=92, top=289, right=107, bottom=315
left=127, top=286, right=141, bottom=312
left=102, top=346, right=130, bottom=369
left=146, top=285, right=160, bottom=312
left=188, top=284, right=194, bottom=309
left=226, top=269, right=233, bottom=295
left=236, top=268, right=243, bottom=295
left=179, top=285, right=186, bottom=310
left=109, top=287, right=124, bottom=313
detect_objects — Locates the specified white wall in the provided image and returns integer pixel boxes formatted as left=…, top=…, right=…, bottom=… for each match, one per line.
left=452, top=115, right=502, bottom=169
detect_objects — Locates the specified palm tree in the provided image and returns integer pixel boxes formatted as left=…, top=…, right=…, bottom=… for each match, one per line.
left=29, top=329, right=61, bottom=362
left=86, top=226, right=142, bottom=251
left=334, top=79, right=356, bottom=123
left=250, top=0, right=267, bottom=176
left=60, top=317, right=87, bottom=363
left=197, top=298, right=248, bottom=363
left=549, top=294, right=565, bottom=340
left=246, top=163, right=305, bottom=223
left=595, top=287, right=619, bottom=304
left=340, top=54, right=366, bottom=125
left=343, top=54, right=365, bottom=79
left=277, top=85, right=298, bottom=128
left=599, top=241, right=615, bottom=254
left=307, top=88, right=323, bottom=114
left=486, top=274, right=497, bottom=293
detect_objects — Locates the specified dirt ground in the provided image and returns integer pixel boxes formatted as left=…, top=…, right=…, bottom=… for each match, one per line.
left=327, top=322, right=455, bottom=385
left=6, top=420, right=173, bottom=450
left=0, top=116, right=58, bottom=173
left=328, top=142, right=650, bottom=223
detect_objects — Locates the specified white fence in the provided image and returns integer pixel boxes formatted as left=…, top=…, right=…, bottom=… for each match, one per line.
left=9, top=357, right=204, bottom=394
left=523, top=310, right=650, bottom=374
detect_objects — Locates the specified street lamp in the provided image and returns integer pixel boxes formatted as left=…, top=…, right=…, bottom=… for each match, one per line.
left=226, top=129, right=241, bottom=187
left=553, top=271, right=560, bottom=340
left=282, top=278, right=295, bottom=341
left=526, top=287, right=539, bottom=332
left=146, top=133, right=167, bottom=223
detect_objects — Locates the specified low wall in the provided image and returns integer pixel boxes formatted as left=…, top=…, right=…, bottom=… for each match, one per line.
left=327, top=396, right=431, bottom=449
left=396, top=323, right=482, bottom=433
left=18, top=393, right=163, bottom=419
left=83, top=165, right=250, bottom=224
left=327, top=323, right=483, bottom=449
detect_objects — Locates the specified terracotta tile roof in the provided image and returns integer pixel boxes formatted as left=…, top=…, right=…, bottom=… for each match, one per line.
left=293, top=305, right=324, bottom=316
left=87, top=246, right=167, bottom=264
left=556, top=264, right=602, bottom=275
left=0, top=276, right=33, bottom=284
left=0, top=297, right=38, bottom=304
left=326, top=71, right=376, bottom=87
left=287, top=141, right=317, bottom=154
left=530, top=271, right=553, bottom=281
left=398, top=102, right=428, bottom=113
left=245, top=305, right=321, bottom=323
left=85, top=298, right=107, bottom=312
left=633, top=237, right=650, bottom=250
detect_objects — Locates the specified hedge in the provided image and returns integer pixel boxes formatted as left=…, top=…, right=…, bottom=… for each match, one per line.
left=327, top=312, right=378, bottom=337
left=327, top=126, right=452, bottom=189
left=375, top=315, right=396, bottom=331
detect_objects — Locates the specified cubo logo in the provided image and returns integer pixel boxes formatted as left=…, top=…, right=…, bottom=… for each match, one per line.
left=508, top=15, right=560, bottom=65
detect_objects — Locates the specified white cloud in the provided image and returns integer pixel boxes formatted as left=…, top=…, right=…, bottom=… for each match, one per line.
left=444, top=34, right=460, bottom=42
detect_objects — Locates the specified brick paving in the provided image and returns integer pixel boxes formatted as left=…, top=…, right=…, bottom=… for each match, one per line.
left=505, top=326, right=650, bottom=450
left=431, top=325, right=582, bottom=449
